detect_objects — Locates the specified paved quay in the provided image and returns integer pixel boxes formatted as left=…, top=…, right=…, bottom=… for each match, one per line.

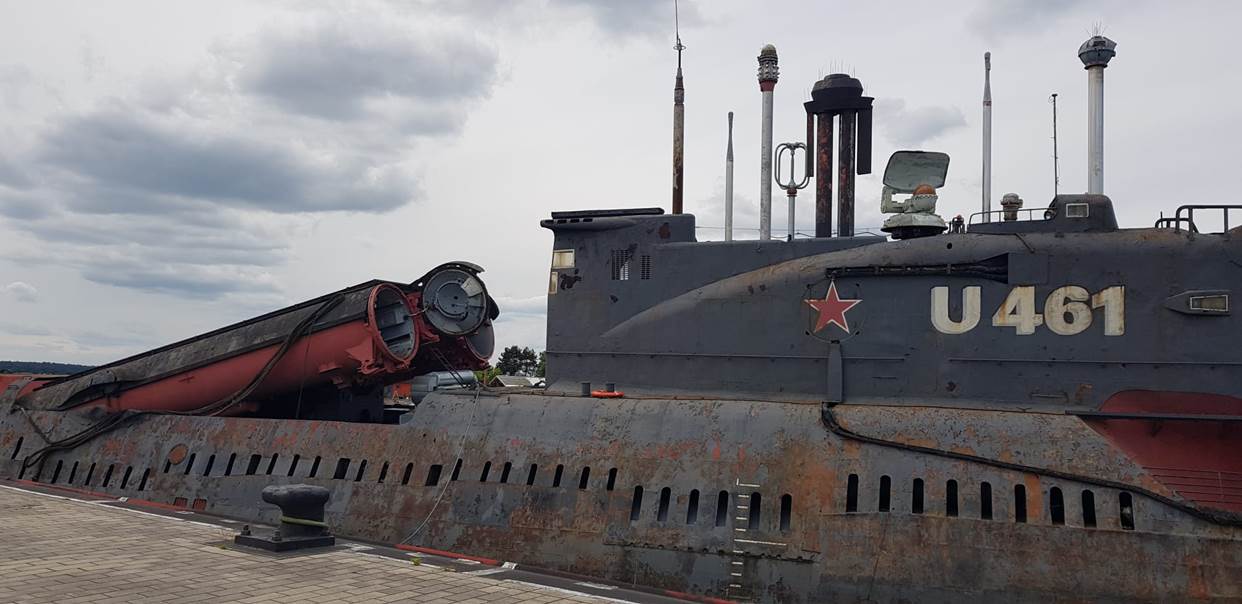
left=0, top=484, right=648, bottom=604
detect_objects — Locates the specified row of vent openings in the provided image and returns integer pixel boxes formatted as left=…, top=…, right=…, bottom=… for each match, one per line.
left=628, top=487, right=794, bottom=533
left=844, top=474, right=1134, bottom=530
left=22, top=457, right=151, bottom=493
left=611, top=250, right=652, bottom=281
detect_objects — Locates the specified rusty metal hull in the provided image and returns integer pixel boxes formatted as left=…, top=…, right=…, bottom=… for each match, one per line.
left=4, top=391, right=1239, bottom=602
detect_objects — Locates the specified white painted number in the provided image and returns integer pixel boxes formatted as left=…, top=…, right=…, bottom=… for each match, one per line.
left=933, top=285, right=1124, bottom=336
left=1044, top=286, right=1092, bottom=335
left=991, top=286, right=1043, bottom=335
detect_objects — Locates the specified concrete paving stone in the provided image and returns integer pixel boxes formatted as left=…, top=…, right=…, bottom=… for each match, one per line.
left=0, top=486, right=620, bottom=604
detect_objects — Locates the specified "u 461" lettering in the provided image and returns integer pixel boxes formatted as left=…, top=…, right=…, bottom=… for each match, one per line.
left=931, top=285, right=1124, bottom=336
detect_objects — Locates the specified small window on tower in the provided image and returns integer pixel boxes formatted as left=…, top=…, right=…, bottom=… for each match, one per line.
left=1065, top=203, right=1090, bottom=218
left=551, top=249, right=575, bottom=269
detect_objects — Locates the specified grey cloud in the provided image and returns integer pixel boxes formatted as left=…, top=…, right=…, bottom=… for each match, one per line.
left=876, top=99, right=967, bottom=148
left=3, top=281, right=37, bottom=302
left=240, top=18, right=498, bottom=122
left=546, top=0, right=700, bottom=36
left=494, top=295, right=546, bottom=318
left=0, top=153, right=32, bottom=189
left=968, top=0, right=1079, bottom=38
left=38, top=107, right=415, bottom=214
left=81, top=262, right=278, bottom=299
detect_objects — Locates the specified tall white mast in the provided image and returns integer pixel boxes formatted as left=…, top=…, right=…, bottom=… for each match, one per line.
left=982, top=52, right=992, bottom=221
left=725, top=112, right=734, bottom=241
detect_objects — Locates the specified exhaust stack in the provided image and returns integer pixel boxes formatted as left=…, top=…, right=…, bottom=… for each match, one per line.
left=757, top=44, right=779, bottom=240
left=803, top=73, right=873, bottom=237
left=1079, top=34, right=1116, bottom=195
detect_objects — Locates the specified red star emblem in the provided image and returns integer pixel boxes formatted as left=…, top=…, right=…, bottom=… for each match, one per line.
left=805, top=281, right=861, bottom=333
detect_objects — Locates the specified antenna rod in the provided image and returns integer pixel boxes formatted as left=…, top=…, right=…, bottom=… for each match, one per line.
left=757, top=44, right=779, bottom=240
left=982, top=52, right=992, bottom=222
left=725, top=111, right=734, bottom=241
left=671, top=0, right=685, bottom=214
left=1050, top=93, right=1060, bottom=196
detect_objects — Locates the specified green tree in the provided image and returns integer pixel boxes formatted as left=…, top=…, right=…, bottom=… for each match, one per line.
left=536, top=351, right=546, bottom=378
left=496, top=346, right=539, bottom=376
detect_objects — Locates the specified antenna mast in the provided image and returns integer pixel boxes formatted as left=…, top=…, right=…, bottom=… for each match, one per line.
left=1050, top=93, right=1060, bottom=196
left=671, top=0, right=685, bottom=214
left=981, top=52, right=992, bottom=222
left=725, top=112, right=734, bottom=241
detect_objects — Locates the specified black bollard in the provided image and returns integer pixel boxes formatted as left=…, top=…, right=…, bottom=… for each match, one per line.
left=234, top=484, right=336, bottom=552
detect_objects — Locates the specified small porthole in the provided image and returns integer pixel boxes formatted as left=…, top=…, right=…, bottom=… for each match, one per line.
left=245, top=454, right=261, bottom=476
left=553, top=464, right=564, bottom=487
left=748, top=493, right=762, bottom=529
left=266, top=454, right=280, bottom=476
left=286, top=454, right=300, bottom=477
left=225, top=454, right=237, bottom=476
left=184, top=453, right=197, bottom=476
left=578, top=466, right=590, bottom=489
left=309, top=456, right=322, bottom=478
left=630, top=486, right=644, bottom=522
left=202, top=455, right=216, bottom=477
left=846, top=474, right=859, bottom=513
left=606, top=468, right=618, bottom=491
left=333, top=458, right=351, bottom=480
left=686, top=489, right=700, bottom=525
left=878, top=476, right=891, bottom=512
left=425, top=464, right=442, bottom=487
left=945, top=480, right=959, bottom=517
left=137, top=468, right=150, bottom=492
left=911, top=478, right=924, bottom=514
left=402, top=463, right=414, bottom=485
left=500, top=462, right=512, bottom=484
left=527, top=464, right=538, bottom=486
left=354, top=459, right=368, bottom=482
left=450, top=458, right=462, bottom=481
left=120, top=466, right=133, bottom=489
left=479, top=461, right=491, bottom=482
left=980, top=481, right=993, bottom=520
left=377, top=461, right=389, bottom=484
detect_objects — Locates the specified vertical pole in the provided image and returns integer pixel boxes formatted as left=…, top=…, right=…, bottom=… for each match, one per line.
left=1086, top=66, right=1104, bottom=194
left=725, top=112, right=734, bottom=241
left=787, top=189, right=796, bottom=242
left=760, top=89, right=774, bottom=239
left=814, top=114, right=834, bottom=237
left=837, top=111, right=856, bottom=237
left=1051, top=93, right=1059, bottom=197
left=982, top=52, right=992, bottom=222
left=672, top=66, right=685, bottom=214
left=757, top=45, right=778, bottom=241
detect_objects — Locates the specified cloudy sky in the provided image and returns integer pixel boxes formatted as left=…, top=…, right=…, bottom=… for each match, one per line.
left=1, top=0, right=1239, bottom=364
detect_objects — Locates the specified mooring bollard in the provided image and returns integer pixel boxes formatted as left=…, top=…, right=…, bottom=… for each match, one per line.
left=234, top=484, right=336, bottom=552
